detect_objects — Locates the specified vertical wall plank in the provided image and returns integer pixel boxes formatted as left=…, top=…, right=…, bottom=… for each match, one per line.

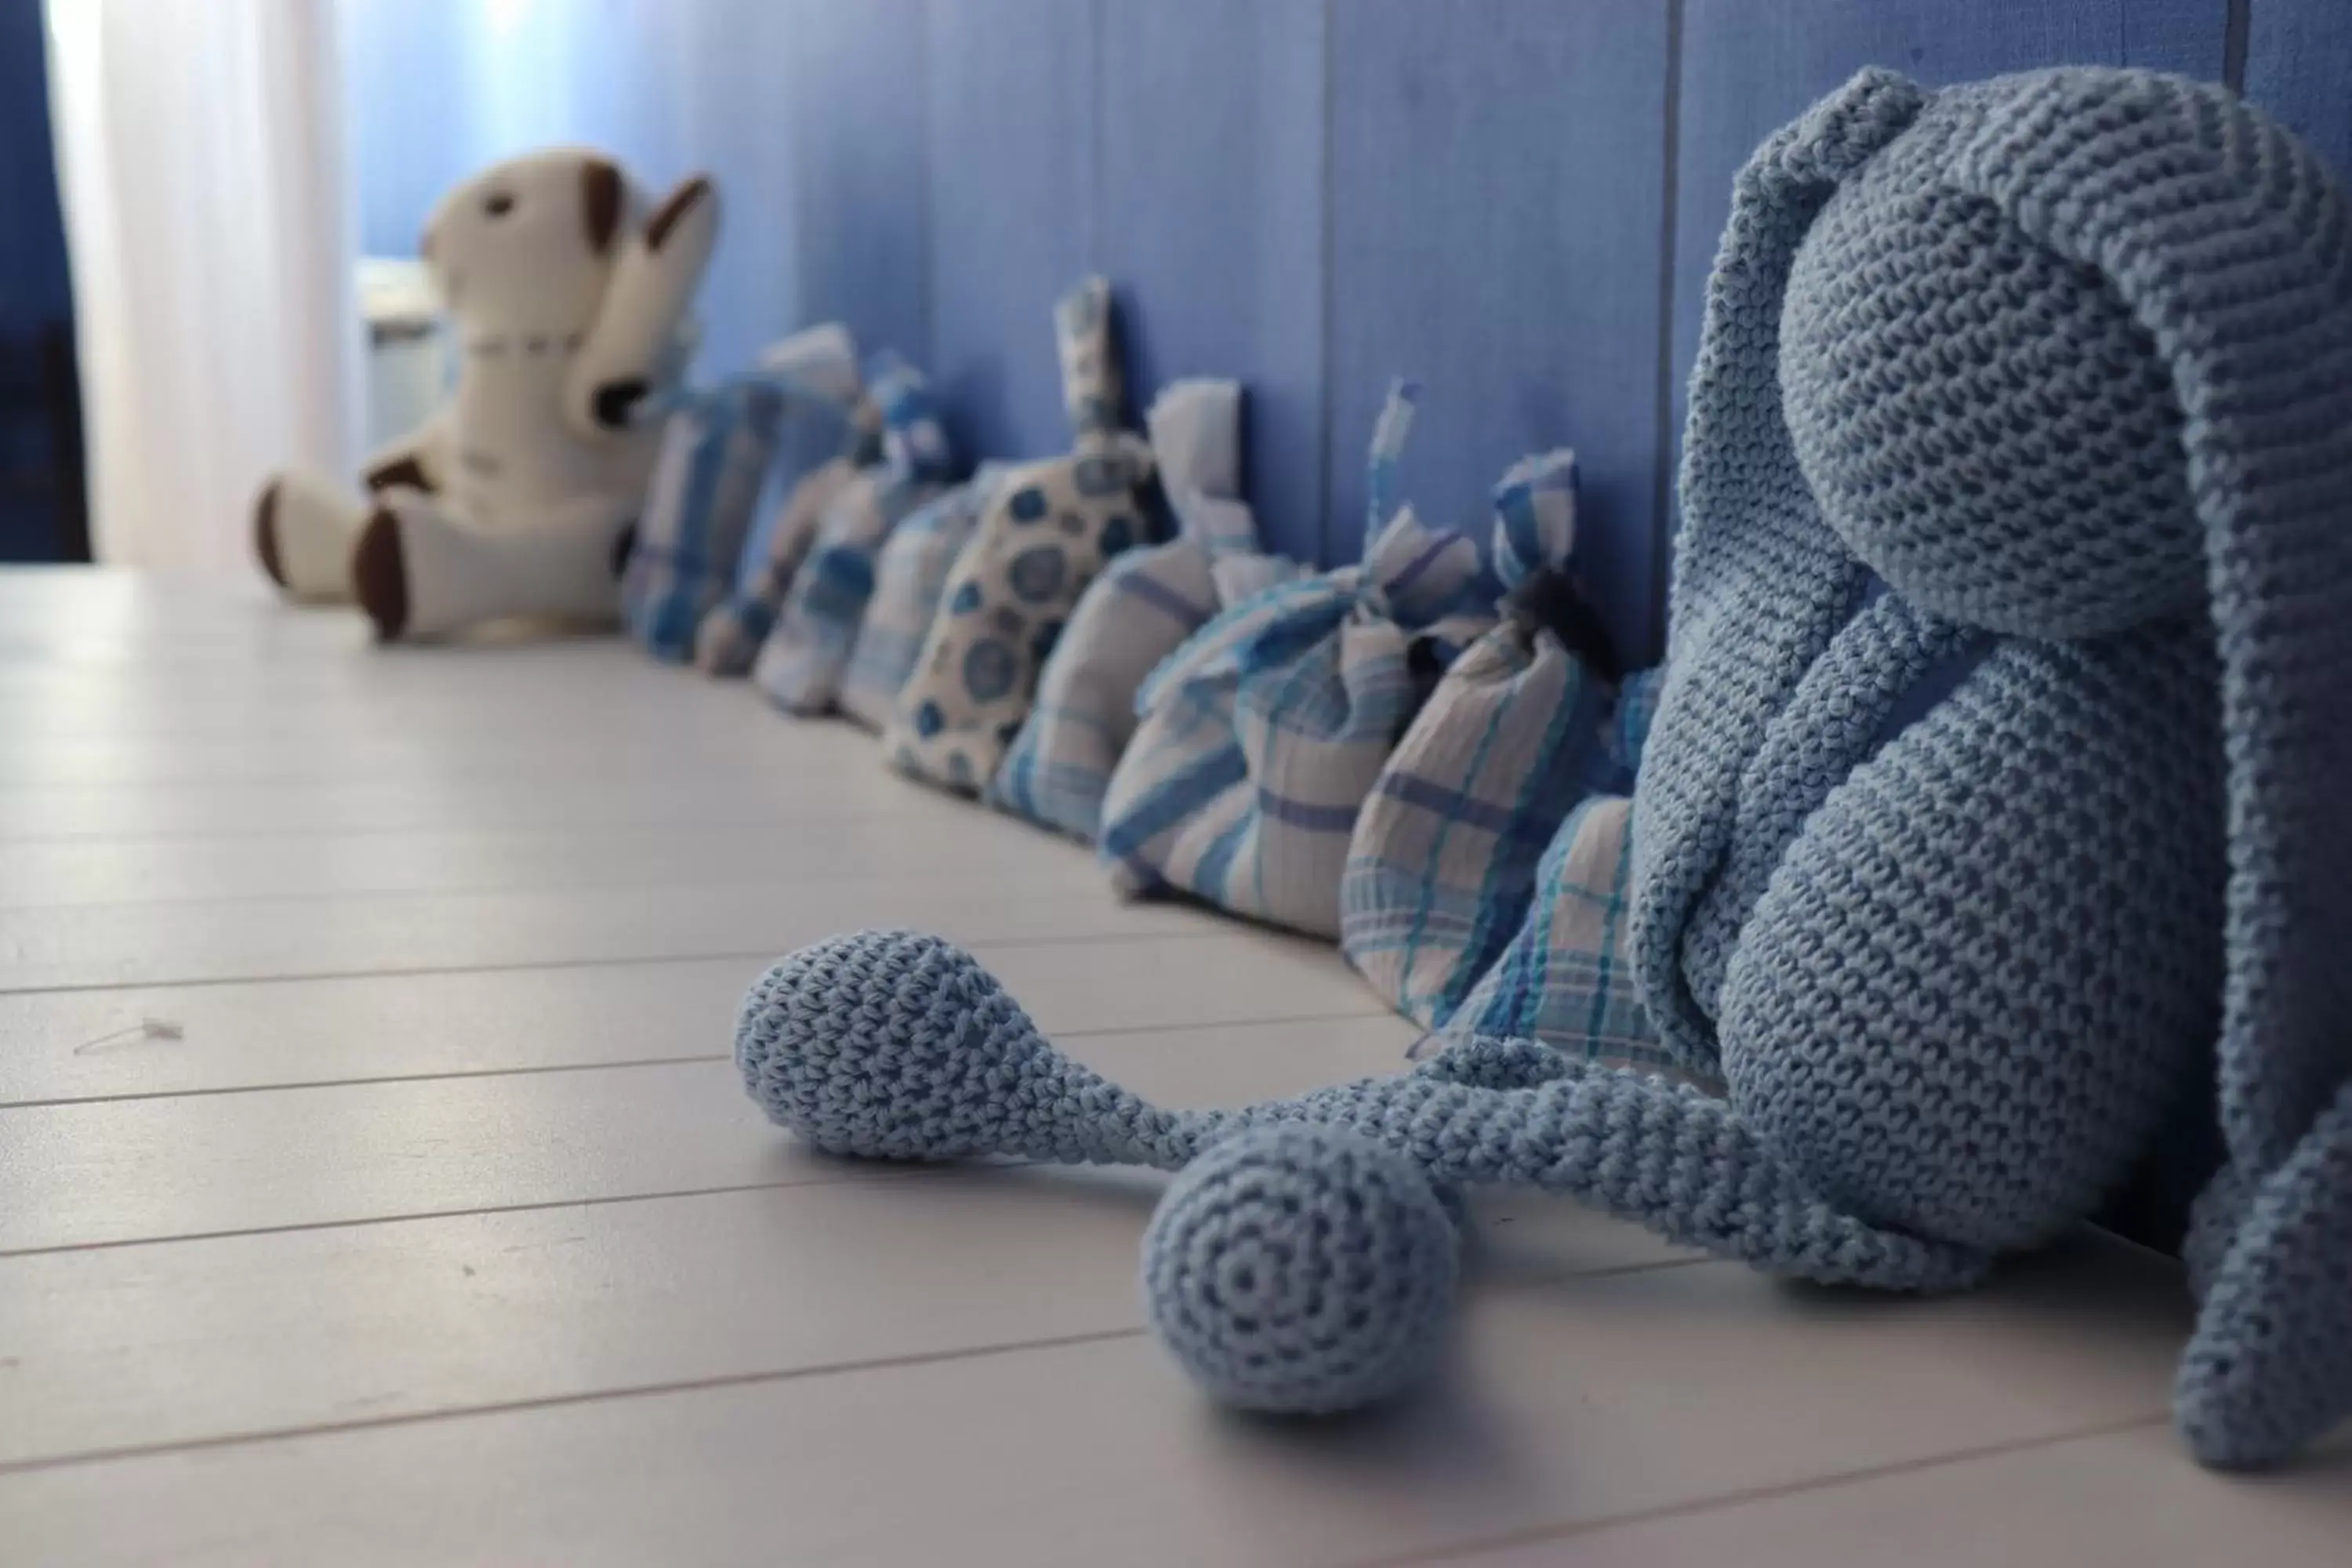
left=1095, top=0, right=1327, bottom=563
left=922, top=0, right=1098, bottom=465
left=1665, top=0, right=2228, bottom=619
left=647, top=0, right=804, bottom=376
left=788, top=0, right=931, bottom=371
left=2244, top=0, right=2352, bottom=180
left=1327, top=0, right=1672, bottom=660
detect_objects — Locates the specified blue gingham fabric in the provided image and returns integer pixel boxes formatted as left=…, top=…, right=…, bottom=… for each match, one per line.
left=624, top=323, right=865, bottom=664
left=693, top=455, right=864, bottom=675
left=750, top=357, right=956, bottom=716
left=1442, top=793, right=1671, bottom=1069
left=887, top=278, right=1155, bottom=793
left=837, top=463, right=1014, bottom=732
left=989, top=378, right=1288, bottom=840
left=1341, top=447, right=1628, bottom=1028
left=1097, top=379, right=1494, bottom=938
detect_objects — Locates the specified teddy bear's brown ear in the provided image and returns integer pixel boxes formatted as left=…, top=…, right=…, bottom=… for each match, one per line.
left=580, top=156, right=622, bottom=256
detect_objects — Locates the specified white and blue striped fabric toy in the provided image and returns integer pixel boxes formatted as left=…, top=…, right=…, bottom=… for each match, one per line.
left=1096, top=379, right=1491, bottom=938
left=750, top=355, right=955, bottom=716
left=620, top=322, right=864, bottom=662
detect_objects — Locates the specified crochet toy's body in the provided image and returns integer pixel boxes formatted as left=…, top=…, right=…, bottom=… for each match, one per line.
left=255, top=147, right=718, bottom=641
left=736, top=67, right=2352, bottom=1473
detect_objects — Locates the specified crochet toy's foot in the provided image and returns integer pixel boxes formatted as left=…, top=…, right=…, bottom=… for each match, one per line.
left=1142, top=1123, right=1459, bottom=1414
left=351, top=506, right=411, bottom=641
left=735, top=931, right=1198, bottom=1168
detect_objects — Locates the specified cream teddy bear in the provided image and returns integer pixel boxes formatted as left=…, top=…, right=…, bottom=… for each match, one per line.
left=253, top=147, right=718, bottom=641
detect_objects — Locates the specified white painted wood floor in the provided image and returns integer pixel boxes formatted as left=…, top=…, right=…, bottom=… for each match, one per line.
left=1, top=569, right=2343, bottom=1566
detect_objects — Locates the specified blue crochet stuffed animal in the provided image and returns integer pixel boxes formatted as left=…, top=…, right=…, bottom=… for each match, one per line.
left=734, top=66, right=2352, bottom=1472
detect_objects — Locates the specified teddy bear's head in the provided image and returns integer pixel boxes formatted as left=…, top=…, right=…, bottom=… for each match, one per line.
left=421, top=147, right=635, bottom=338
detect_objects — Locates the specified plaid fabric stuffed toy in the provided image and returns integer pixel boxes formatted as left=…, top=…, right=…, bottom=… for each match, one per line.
left=750, top=357, right=956, bottom=716
left=836, top=463, right=1014, bottom=732
left=990, top=378, right=1288, bottom=840
left=623, top=323, right=865, bottom=663
left=885, top=278, right=1156, bottom=794
left=1098, top=379, right=1493, bottom=938
left=1440, top=793, right=1672, bottom=1070
left=693, top=452, right=866, bottom=676
left=1341, top=448, right=1629, bottom=1027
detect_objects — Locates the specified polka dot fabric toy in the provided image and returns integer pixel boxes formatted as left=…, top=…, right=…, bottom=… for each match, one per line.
left=989, top=377, right=1295, bottom=840
left=835, top=463, right=1014, bottom=731
left=885, top=277, right=1154, bottom=795
left=737, top=68, right=2352, bottom=1474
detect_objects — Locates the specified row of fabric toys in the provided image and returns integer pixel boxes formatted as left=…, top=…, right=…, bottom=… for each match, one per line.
left=620, top=277, right=1666, bottom=1065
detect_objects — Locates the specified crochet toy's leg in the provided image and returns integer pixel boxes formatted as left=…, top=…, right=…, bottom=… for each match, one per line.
left=353, top=493, right=633, bottom=641
left=253, top=468, right=368, bottom=603
left=1144, top=1123, right=1459, bottom=1413
left=735, top=931, right=1210, bottom=1168
left=2175, top=1080, right=2352, bottom=1468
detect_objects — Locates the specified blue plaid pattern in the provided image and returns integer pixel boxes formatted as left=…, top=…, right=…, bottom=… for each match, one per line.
left=620, top=376, right=790, bottom=662
left=1606, top=666, right=1664, bottom=789
left=624, top=327, right=869, bottom=664
left=1443, top=794, right=1672, bottom=1070
left=837, top=465, right=1011, bottom=731
left=991, top=380, right=1269, bottom=840
left=752, top=358, right=954, bottom=716
left=1098, top=381, right=1491, bottom=938
left=1342, top=448, right=1633, bottom=1026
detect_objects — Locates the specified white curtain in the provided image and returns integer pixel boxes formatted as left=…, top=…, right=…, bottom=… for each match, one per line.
left=45, top=0, right=363, bottom=577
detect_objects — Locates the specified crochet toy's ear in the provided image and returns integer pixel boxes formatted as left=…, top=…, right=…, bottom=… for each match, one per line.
left=564, top=172, right=720, bottom=437
left=1631, top=66, right=1924, bottom=1079
left=735, top=930, right=1195, bottom=1168
left=2175, top=1083, right=2352, bottom=1468
left=1142, top=1123, right=1459, bottom=1414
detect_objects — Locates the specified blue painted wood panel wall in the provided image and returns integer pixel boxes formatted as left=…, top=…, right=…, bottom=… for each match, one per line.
left=346, top=0, right=2352, bottom=661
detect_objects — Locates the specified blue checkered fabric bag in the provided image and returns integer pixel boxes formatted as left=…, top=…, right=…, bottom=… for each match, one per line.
left=750, top=356, right=956, bottom=716
left=622, top=324, right=865, bottom=663
left=1440, top=794, right=1675, bottom=1072
left=837, top=463, right=1014, bottom=732
left=1097, top=379, right=1493, bottom=938
left=1341, top=446, right=1631, bottom=1028
left=990, top=379, right=1300, bottom=840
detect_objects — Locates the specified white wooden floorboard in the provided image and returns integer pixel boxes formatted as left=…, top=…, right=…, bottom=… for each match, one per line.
left=0, top=931, right=1389, bottom=1104
left=0, top=873, right=1237, bottom=993
left=1442, top=1424, right=2352, bottom=1566
left=0, top=1238, right=2205, bottom=1567
left=0, top=1159, right=1682, bottom=1471
left=2, top=569, right=2336, bottom=1564
left=0, top=811, right=1101, bottom=907
left=0, top=1014, right=1422, bottom=1253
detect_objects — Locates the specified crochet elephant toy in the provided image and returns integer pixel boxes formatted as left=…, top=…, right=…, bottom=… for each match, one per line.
left=254, top=147, right=718, bottom=641
left=734, top=66, right=2352, bottom=1472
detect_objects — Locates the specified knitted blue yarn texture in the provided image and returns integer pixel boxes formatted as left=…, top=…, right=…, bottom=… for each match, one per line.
left=1634, top=64, right=2352, bottom=1469
left=735, top=67, right=2352, bottom=1472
